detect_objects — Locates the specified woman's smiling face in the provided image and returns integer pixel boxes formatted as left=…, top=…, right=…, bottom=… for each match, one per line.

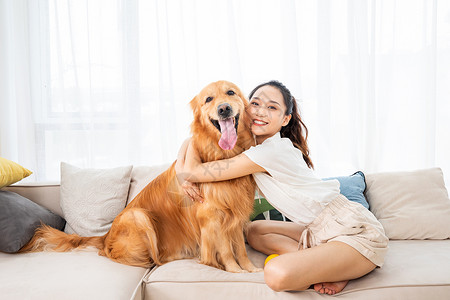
left=247, top=85, right=291, bottom=144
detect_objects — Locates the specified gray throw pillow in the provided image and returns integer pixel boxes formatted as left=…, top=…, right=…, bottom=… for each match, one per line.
left=0, top=190, right=66, bottom=253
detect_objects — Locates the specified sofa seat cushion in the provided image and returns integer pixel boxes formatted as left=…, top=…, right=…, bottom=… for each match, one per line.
left=0, top=250, right=147, bottom=300
left=143, top=241, right=450, bottom=299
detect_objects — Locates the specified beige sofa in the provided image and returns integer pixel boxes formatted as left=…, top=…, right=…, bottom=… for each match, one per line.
left=1, top=165, right=450, bottom=300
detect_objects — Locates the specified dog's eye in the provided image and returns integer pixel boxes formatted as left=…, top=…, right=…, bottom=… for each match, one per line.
left=205, top=97, right=213, bottom=103
left=227, top=90, right=235, bottom=96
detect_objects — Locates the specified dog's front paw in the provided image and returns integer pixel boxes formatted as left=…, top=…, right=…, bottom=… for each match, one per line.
left=226, top=266, right=248, bottom=273
left=249, top=267, right=263, bottom=273
left=222, top=263, right=248, bottom=273
left=240, top=262, right=263, bottom=273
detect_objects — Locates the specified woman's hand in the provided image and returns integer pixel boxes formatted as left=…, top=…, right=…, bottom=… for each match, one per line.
left=181, top=180, right=204, bottom=203
left=175, top=138, right=204, bottom=203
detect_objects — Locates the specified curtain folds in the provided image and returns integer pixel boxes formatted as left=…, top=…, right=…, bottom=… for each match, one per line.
left=1, top=0, right=449, bottom=187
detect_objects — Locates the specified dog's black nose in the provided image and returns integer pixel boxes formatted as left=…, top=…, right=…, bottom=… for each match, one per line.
left=217, top=103, right=232, bottom=118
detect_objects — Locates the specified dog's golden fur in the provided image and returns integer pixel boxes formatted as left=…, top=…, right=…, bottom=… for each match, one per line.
left=20, top=81, right=260, bottom=273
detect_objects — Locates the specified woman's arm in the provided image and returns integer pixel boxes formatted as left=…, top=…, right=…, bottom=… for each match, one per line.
left=175, top=138, right=191, bottom=182
left=175, top=138, right=204, bottom=202
left=184, top=142, right=266, bottom=183
left=175, top=138, right=190, bottom=170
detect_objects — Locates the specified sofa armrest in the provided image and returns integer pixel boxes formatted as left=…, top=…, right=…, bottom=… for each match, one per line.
left=2, top=182, right=63, bottom=217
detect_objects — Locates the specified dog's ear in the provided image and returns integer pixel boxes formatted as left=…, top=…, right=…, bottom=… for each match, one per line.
left=233, top=86, right=252, bottom=132
left=234, top=85, right=249, bottom=108
left=189, top=96, right=200, bottom=119
left=242, top=108, right=253, bottom=130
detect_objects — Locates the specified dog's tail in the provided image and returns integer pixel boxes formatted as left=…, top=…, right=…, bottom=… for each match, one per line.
left=19, top=225, right=104, bottom=253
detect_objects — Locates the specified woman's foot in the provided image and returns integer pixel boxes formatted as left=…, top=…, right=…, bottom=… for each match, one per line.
left=313, top=280, right=348, bottom=295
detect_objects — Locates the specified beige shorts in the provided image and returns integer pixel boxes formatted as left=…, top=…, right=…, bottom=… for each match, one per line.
left=299, top=194, right=388, bottom=267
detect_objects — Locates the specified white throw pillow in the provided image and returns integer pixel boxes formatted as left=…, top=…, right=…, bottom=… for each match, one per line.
left=365, top=168, right=450, bottom=240
left=60, top=162, right=133, bottom=237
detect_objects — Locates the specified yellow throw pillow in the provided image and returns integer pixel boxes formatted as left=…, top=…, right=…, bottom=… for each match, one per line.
left=0, top=157, right=32, bottom=188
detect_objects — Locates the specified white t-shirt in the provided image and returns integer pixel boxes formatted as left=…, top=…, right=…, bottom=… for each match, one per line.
left=244, top=132, right=340, bottom=226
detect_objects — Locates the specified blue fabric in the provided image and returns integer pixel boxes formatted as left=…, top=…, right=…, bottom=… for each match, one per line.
left=323, top=171, right=369, bottom=209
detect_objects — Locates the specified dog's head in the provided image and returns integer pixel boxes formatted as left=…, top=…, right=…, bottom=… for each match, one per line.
left=190, top=80, right=250, bottom=151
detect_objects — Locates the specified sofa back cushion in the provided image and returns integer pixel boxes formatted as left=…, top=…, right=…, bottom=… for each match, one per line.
left=127, top=163, right=171, bottom=204
left=365, top=168, right=450, bottom=239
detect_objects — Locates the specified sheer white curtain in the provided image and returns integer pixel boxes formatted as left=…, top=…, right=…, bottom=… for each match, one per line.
left=1, top=0, right=449, bottom=187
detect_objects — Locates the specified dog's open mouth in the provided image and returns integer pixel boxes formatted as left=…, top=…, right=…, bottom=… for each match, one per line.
left=210, top=114, right=240, bottom=150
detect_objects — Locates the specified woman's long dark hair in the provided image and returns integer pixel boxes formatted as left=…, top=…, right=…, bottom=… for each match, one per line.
left=248, top=80, right=314, bottom=169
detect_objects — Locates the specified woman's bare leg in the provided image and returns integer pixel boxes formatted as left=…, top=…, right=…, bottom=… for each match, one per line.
left=246, top=220, right=304, bottom=255
left=246, top=220, right=376, bottom=294
left=263, top=241, right=376, bottom=293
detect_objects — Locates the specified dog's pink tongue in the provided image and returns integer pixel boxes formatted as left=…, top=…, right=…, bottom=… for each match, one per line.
left=218, top=118, right=237, bottom=150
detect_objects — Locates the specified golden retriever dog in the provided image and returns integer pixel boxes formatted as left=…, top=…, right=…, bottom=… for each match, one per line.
left=20, top=80, right=260, bottom=273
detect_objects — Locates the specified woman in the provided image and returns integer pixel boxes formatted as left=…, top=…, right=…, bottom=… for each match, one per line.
left=175, top=80, right=388, bottom=295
